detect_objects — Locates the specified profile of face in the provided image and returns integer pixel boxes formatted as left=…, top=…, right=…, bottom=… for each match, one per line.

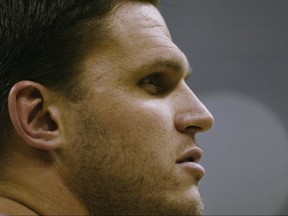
left=57, top=2, right=214, bottom=215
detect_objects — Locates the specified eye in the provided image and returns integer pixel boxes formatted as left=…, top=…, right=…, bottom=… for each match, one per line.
left=139, top=73, right=167, bottom=95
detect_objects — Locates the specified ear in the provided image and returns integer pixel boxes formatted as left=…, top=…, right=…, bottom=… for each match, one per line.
left=8, top=81, right=63, bottom=151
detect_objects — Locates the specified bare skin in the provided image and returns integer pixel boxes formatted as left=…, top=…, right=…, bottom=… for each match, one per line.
left=0, top=120, right=88, bottom=214
left=0, top=2, right=214, bottom=215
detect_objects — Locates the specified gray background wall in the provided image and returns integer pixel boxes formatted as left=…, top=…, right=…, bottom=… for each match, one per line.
left=160, top=0, right=288, bottom=215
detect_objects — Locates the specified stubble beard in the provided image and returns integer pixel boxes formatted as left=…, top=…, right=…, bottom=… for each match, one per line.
left=65, top=110, right=204, bottom=215
left=80, top=175, right=204, bottom=216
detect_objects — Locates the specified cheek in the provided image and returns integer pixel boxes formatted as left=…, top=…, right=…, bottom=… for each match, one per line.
left=65, top=99, right=184, bottom=200
left=102, top=101, right=173, bottom=144
left=100, top=101, right=177, bottom=170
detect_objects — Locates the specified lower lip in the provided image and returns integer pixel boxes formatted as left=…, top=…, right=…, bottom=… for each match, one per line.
left=177, top=162, right=206, bottom=180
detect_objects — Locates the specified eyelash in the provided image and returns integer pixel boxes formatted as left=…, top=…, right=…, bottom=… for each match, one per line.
left=139, top=73, right=169, bottom=95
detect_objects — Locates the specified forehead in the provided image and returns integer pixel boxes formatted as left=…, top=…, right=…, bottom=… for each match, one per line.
left=82, top=2, right=190, bottom=80
left=110, top=2, right=171, bottom=40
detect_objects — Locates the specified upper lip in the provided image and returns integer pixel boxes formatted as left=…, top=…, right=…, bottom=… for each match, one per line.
left=176, top=147, right=203, bottom=164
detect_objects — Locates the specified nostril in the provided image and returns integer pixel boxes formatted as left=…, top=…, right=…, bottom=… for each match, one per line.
left=174, top=109, right=214, bottom=134
left=174, top=115, right=199, bottom=133
left=185, top=125, right=202, bottom=133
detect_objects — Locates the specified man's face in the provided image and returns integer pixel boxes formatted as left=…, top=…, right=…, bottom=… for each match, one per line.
left=58, top=2, right=214, bottom=215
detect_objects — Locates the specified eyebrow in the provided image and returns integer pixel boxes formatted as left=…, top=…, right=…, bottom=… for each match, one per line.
left=144, top=58, right=192, bottom=80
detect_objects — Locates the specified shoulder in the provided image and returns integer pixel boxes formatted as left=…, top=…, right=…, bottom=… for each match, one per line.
left=0, top=196, right=37, bottom=215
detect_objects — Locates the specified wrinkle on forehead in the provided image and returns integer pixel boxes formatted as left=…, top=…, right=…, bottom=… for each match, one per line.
left=110, top=2, right=171, bottom=40
left=86, top=1, right=191, bottom=81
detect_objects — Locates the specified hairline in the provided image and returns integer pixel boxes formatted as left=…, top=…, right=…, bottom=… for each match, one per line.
left=61, top=0, right=159, bottom=101
left=0, top=0, right=159, bottom=149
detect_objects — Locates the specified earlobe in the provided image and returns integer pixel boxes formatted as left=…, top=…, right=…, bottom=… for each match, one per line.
left=8, top=81, right=63, bottom=151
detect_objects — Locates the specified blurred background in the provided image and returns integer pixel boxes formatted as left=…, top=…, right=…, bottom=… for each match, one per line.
left=160, top=0, right=288, bottom=215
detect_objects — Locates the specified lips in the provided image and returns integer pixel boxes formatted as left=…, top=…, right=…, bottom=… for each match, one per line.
left=176, top=147, right=203, bottom=164
left=176, top=147, right=205, bottom=180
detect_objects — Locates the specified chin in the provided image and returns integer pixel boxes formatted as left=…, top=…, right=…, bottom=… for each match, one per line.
left=166, top=189, right=204, bottom=216
left=166, top=198, right=204, bottom=216
left=81, top=187, right=204, bottom=216
left=150, top=201, right=204, bottom=216
left=138, top=189, right=204, bottom=216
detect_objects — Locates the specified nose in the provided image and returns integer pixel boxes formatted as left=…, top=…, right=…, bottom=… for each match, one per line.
left=174, top=85, right=214, bottom=135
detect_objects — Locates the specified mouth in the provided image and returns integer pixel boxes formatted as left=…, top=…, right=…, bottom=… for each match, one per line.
left=176, top=156, right=196, bottom=163
left=176, top=147, right=203, bottom=164
left=176, top=147, right=205, bottom=181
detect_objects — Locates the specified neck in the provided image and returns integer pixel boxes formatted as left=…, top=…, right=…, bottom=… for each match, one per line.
left=0, top=143, right=88, bottom=215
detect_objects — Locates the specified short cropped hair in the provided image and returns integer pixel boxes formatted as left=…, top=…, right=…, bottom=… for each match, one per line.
left=0, top=0, right=158, bottom=147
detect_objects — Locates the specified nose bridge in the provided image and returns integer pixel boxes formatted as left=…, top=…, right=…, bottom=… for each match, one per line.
left=174, top=83, right=214, bottom=133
